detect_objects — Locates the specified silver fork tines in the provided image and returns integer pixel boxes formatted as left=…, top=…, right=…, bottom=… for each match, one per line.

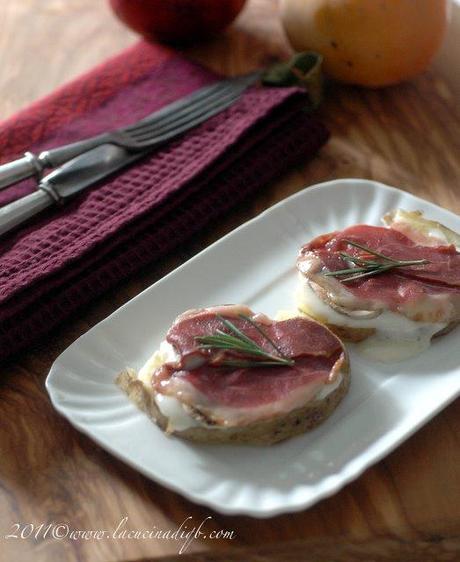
left=0, top=72, right=261, bottom=191
left=110, top=76, right=254, bottom=147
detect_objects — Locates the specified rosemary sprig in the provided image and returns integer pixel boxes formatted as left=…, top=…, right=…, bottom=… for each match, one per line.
left=324, top=239, right=430, bottom=282
left=195, top=314, right=295, bottom=369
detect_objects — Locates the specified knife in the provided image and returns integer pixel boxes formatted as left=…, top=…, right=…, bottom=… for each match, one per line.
left=0, top=144, right=146, bottom=237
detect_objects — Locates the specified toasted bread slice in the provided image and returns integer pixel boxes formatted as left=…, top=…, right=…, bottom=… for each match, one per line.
left=117, top=306, right=350, bottom=445
left=296, top=210, right=460, bottom=361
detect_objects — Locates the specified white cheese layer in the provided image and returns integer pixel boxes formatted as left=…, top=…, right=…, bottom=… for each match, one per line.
left=154, top=393, right=202, bottom=431
left=138, top=341, right=202, bottom=431
left=137, top=338, right=343, bottom=430
left=296, top=275, right=447, bottom=362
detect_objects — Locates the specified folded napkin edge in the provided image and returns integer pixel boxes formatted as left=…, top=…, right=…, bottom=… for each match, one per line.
left=0, top=87, right=308, bottom=302
left=0, top=41, right=174, bottom=163
left=0, top=114, right=329, bottom=359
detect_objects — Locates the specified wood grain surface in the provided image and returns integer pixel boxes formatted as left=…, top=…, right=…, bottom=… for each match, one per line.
left=0, top=1, right=459, bottom=562
left=141, top=535, right=460, bottom=562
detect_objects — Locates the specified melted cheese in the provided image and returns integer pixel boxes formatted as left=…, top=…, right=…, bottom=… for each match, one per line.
left=138, top=341, right=202, bottom=431
left=137, top=341, right=199, bottom=431
left=154, top=393, right=202, bottom=431
left=296, top=275, right=447, bottom=363
left=138, top=340, right=177, bottom=386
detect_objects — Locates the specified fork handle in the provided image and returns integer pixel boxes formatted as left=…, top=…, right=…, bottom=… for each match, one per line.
left=0, top=133, right=110, bottom=191
left=38, top=133, right=109, bottom=169
left=0, top=152, right=44, bottom=190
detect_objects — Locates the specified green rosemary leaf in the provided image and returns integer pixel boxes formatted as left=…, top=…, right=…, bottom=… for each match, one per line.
left=262, top=52, right=323, bottom=109
left=324, top=267, right=370, bottom=277
left=239, top=314, right=289, bottom=359
left=336, top=264, right=394, bottom=282
left=194, top=314, right=295, bottom=369
left=217, top=315, right=260, bottom=348
left=339, top=252, right=379, bottom=267
left=343, top=239, right=400, bottom=262
left=324, top=239, right=430, bottom=283
left=219, top=359, right=294, bottom=369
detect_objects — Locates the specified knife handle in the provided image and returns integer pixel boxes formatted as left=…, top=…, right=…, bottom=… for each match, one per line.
left=0, top=189, right=53, bottom=237
left=0, top=152, right=44, bottom=190
left=0, top=135, right=109, bottom=191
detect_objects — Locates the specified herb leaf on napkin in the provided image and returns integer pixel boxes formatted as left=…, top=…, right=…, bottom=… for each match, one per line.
left=262, top=52, right=323, bottom=109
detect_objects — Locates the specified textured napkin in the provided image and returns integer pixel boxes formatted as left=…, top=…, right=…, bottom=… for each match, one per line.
left=0, top=41, right=329, bottom=361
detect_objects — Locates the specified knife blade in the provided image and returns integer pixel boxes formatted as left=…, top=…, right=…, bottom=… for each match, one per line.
left=0, top=144, right=146, bottom=237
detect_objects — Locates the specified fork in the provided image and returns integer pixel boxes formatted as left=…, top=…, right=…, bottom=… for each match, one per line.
left=0, top=72, right=260, bottom=190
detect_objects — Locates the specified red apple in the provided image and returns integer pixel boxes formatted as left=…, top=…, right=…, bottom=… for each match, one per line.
left=109, top=0, right=246, bottom=42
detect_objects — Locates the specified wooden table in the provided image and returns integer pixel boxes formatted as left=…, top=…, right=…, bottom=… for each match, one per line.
left=1, top=2, right=459, bottom=561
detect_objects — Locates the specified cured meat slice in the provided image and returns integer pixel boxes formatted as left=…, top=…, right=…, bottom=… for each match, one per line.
left=166, top=306, right=342, bottom=364
left=302, top=225, right=460, bottom=287
left=297, top=221, right=460, bottom=322
left=168, top=356, right=341, bottom=410
left=153, top=306, right=346, bottom=420
left=118, top=305, right=350, bottom=442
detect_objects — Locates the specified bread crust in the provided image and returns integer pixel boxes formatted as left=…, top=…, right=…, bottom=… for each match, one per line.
left=320, top=323, right=375, bottom=343
left=116, top=355, right=350, bottom=446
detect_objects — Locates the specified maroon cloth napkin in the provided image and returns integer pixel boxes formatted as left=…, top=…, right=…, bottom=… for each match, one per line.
left=0, top=41, right=329, bottom=361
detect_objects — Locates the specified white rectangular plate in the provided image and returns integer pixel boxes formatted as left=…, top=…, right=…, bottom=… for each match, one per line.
left=46, top=179, right=460, bottom=517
